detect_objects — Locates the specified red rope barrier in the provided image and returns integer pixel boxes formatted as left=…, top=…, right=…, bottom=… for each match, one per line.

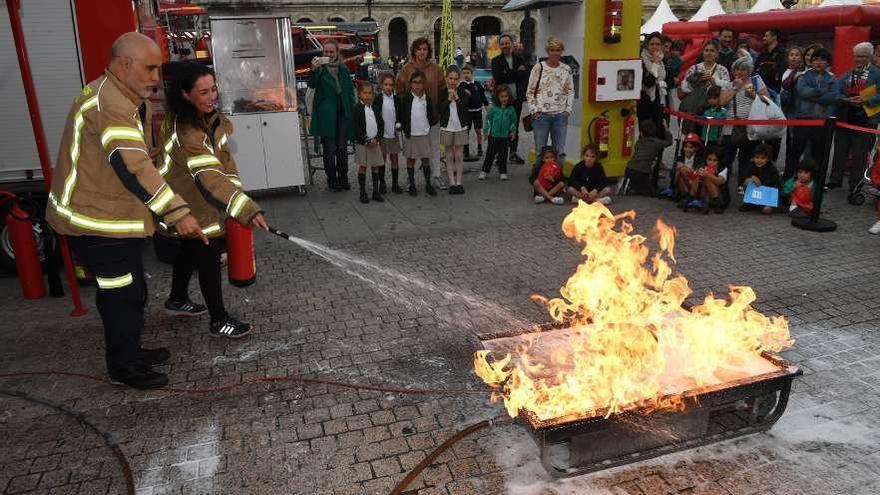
left=664, top=108, right=824, bottom=128
left=835, top=121, right=880, bottom=135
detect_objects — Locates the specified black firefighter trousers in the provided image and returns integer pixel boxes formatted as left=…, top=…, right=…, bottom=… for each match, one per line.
left=67, top=236, right=147, bottom=374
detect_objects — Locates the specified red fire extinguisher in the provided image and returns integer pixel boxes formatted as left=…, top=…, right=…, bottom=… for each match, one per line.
left=604, top=0, right=624, bottom=43
left=622, top=108, right=636, bottom=157
left=225, top=217, right=256, bottom=287
left=2, top=193, right=46, bottom=299
left=590, top=111, right=610, bottom=158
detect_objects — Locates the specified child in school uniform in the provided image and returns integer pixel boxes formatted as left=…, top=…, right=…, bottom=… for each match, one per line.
left=438, top=66, right=472, bottom=194
left=352, top=82, right=385, bottom=204
left=375, top=73, right=402, bottom=194
left=460, top=65, right=489, bottom=159
left=567, top=144, right=613, bottom=205
left=739, top=143, right=781, bottom=214
left=479, top=86, right=517, bottom=181
left=398, top=70, right=438, bottom=196
left=530, top=146, right=567, bottom=204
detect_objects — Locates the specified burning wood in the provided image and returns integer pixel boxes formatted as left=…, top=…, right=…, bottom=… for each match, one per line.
left=474, top=202, right=794, bottom=423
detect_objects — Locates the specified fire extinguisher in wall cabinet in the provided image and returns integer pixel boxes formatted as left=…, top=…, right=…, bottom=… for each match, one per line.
left=622, top=108, right=636, bottom=157
left=589, top=112, right=610, bottom=158
left=604, top=0, right=624, bottom=44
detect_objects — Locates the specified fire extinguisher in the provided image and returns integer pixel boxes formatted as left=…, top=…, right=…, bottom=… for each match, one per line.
left=604, top=0, right=624, bottom=44
left=225, top=217, right=256, bottom=287
left=622, top=108, right=636, bottom=157
left=1, top=192, right=46, bottom=299
left=590, top=111, right=610, bottom=158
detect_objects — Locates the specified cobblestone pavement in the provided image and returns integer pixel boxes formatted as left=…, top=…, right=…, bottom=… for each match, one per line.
left=2, top=159, right=880, bottom=495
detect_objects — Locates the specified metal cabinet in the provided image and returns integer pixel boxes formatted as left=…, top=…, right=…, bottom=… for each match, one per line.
left=211, top=15, right=306, bottom=193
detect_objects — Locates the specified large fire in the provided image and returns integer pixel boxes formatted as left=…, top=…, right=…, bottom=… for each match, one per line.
left=474, top=202, right=793, bottom=421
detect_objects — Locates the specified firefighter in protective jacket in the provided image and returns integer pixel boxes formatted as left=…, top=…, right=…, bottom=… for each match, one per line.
left=157, top=62, right=267, bottom=339
left=46, top=33, right=206, bottom=390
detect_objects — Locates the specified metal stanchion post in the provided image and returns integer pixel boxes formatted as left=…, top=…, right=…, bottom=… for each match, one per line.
left=792, top=117, right=837, bottom=232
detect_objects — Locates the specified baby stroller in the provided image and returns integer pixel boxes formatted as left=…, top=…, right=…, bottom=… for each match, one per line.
left=847, top=155, right=880, bottom=205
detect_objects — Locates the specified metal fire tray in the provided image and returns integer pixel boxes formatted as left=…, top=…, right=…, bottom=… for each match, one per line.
left=478, top=323, right=802, bottom=478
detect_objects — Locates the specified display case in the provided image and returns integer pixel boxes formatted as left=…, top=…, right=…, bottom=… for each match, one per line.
left=210, top=16, right=306, bottom=193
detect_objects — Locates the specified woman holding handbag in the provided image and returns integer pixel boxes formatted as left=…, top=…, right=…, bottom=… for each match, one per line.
left=719, top=56, right=771, bottom=195
left=526, top=37, right=574, bottom=166
left=678, top=40, right=731, bottom=135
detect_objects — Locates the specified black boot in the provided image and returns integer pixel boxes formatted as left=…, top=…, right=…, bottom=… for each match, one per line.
left=391, top=168, right=403, bottom=194
left=358, top=172, right=369, bottom=203
left=423, top=166, right=437, bottom=196
left=407, top=167, right=417, bottom=196
left=379, top=166, right=387, bottom=195
left=371, top=170, right=385, bottom=202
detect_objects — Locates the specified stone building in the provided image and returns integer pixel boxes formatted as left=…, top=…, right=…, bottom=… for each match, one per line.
left=198, top=1, right=536, bottom=63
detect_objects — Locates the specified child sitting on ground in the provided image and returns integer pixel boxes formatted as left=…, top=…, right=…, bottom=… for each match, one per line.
left=623, top=120, right=673, bottom=195
left=739, top=143, right=781, bottom=214
left=531, top=146, right=567, bottom=204
left=701, top=86, right=726, bottom=149
left=665, top=132, right=704, bottom=201
left=682, top=147, right=728, bottom=213
left=782, top=160, right=815, bottom=217
left=567, top=144, right=613, bottom=205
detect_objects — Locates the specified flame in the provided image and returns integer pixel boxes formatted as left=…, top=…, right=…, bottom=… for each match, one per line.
left=474, top=202, right=793, bottom=421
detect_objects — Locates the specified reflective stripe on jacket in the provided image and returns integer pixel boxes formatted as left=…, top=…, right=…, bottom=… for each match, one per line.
left=46, top=70, right=189, bottom=238
left=157, top=112, right=260, bottom=238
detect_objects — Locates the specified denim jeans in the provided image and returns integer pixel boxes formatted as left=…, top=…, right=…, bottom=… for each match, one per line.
left=532, top=112, right=568, bottom=164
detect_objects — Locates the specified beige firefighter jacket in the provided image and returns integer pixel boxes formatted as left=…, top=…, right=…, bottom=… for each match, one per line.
left=156, top=111, right=260, bottom=238
left=47, top=70, right=190, bottom=238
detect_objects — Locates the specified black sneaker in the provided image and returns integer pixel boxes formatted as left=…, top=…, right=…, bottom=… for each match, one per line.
left=372, top=193, right=385, bottom=202
left=360, top=192, right=370, bottom=204
left=165, top=299, right=207, bottom=317
left=426, top=185, right=438, bottom=196
left=408, top=183, right=418, bottom=196
left=509, top=154, right=525, bottom=165
left=139, top=347, right=170, bottom=367
left=210, top=315, right=251, bottom=339
left=109, top=366, right=169, bottom=390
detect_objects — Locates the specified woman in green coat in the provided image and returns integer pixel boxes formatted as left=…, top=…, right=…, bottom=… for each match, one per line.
left=309, top=40, right=356, bottom=191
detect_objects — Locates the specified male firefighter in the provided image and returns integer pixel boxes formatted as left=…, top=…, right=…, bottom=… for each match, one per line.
left=47, top=32, right=206, bottom=390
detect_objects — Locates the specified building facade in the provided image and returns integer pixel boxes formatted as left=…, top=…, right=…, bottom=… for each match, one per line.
left=198, top=0, right=535, bottom=63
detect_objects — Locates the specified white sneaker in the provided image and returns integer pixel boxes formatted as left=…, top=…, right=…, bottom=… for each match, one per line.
left=500, top=174, right=508, bottom=181
left=534, top=195, right=545, bottom=204
left=598, top=196, right=612, bottom=205
left=478, top=171, right=487, bottom=180
left=551, top=196, right=565, bottom=205
left=571, top=196, right=579, bottom=204
left=869, top=220, right=880, bottom=235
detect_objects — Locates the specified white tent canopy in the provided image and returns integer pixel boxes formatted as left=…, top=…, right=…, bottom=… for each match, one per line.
left=642, top=0, right=678, bottom=35
left=817, top=0, right=862, bottom=6
left=689, top=0, right=725, bottom=21
left=748, top=0, right=784, bottom=13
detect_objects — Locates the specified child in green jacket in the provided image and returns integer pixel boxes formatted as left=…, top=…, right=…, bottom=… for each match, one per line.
left=479, top=86, right=518, bottom=180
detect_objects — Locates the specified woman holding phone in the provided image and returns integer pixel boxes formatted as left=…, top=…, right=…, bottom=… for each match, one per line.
left=309, top=40, right=356, bottom=192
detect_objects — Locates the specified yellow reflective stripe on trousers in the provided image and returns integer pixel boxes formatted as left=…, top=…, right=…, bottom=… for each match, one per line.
left=147, top=184, right=175, bottom=215
left=227, top=191, right=251, bottom=219
left=202, top=223, right=222, bottom=236
left=187, top=154, right=221, bottom=171
left=100, top=127, right=144, bottom=147
left=49, top=193, right=145, bottom=234
left=60, top=96, right=99, bottom=206
left=96, top=273, right=133, bottom=289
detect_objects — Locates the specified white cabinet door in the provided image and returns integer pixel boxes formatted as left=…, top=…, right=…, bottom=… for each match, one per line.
left=261, top=112, right=306, bottom=188
left=227, top=114, right=268, bottom=191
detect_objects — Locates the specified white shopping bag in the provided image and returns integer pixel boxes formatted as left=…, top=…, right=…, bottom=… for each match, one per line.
left=747, top=95, right=786, bottom=141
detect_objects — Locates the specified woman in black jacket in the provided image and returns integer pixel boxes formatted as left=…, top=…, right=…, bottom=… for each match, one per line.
left=437, top=66, right=472, bottom=194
